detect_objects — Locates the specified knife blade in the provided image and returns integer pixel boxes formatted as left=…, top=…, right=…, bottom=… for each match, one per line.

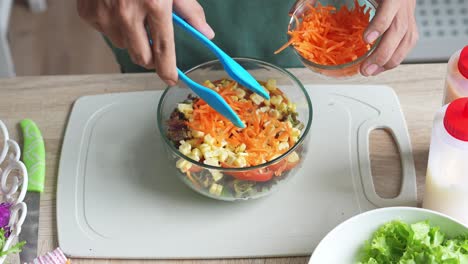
left=18, top=119, right=46, bottom=264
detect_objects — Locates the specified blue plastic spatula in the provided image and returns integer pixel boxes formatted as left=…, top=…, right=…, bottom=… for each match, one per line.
left=172, top=13, right=270, bottom=100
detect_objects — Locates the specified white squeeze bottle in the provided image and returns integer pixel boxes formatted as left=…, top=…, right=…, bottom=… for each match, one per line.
left=423, top=97, right=468, bottom=225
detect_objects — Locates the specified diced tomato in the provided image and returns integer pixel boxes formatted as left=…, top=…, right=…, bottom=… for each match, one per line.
left=189, top=165, right=203, bottom=173
left=221, top=163, right=274, bottom=182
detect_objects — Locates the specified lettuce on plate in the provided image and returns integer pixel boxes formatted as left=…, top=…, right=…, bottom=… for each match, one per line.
left=358, top=220, right=468, bottom=264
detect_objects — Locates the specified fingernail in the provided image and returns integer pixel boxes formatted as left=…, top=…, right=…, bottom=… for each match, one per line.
left=365, top=64, right=379, bottom=76
left=372, top=66, right=385, bottom=76
left=199, top=24, right=215, bottom=39
left=365, top=31, right=379, bottom=43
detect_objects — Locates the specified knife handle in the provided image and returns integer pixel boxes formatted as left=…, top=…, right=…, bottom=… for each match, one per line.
left=20, top=119, right=46, bottom=193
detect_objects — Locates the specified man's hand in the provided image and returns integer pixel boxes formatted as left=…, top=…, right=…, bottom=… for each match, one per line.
left=77, top=0, right=214, bottom=85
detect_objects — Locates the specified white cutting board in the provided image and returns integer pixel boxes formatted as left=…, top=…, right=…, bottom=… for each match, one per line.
left=57, top=85, right=417, bottom=259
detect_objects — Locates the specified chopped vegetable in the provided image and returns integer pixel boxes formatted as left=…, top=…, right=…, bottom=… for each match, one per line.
left=0, top=203, right=25, bottom=257
left=275, top=0, right=373, bottom=66
left=358, top=220, right=468, bottom=264
left=166, top=79, right=305, bottom=199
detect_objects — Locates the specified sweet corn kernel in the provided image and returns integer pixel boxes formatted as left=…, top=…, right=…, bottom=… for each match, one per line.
left=260, top=106, right=270, bottom=113
left=250, top=93, right=264, bottom=105
left=204, top=151, right=216, bottom=159
left=287, top=151, right=300, bottom=163
left=192, top=130, right=205, bottom=138
left=191, top=148, right=202, bottom=158
left=270, top=95, right=283, bottom=106
left=266, top=79, right=277, bottom=91
left=264, top=100, right=271, bottom=106
left=230, top=95, right=239, bottom=101
left=278, top=142, right=289, bottom=151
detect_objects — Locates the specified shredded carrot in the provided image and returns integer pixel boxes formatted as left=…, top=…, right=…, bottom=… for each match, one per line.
left=275, top=0, right=373, bottom=66
left=186, top=80, right=297, bottom=167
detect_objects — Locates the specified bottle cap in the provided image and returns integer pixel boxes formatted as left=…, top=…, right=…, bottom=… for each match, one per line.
left=444, top=97, right=468, bottom=141
left=458, top=45, right=468, bottom=78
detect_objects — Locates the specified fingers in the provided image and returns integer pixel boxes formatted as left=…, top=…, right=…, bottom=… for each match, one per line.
left=146, top=0, right=178, bottom=85
left=173, top=0, right=215, bottom=39
left=363, top=0, right=400, bottom=44
left=382, top=20, right=419, bottom=71
left=361, top=1, right=419, bottom=76
left=77, top=1, right=125, bottom=48
left=117, top=1, right=154, bottom=69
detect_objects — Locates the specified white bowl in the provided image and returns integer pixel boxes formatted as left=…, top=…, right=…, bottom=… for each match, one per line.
left=309, top=207, right=468, bottom=264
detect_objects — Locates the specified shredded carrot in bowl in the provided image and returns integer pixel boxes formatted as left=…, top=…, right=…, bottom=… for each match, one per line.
left=275, top=0, right=374, bottom=66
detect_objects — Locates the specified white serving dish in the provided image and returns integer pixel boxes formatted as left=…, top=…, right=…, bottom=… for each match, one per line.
left=309, top=206, right=468, bottom=263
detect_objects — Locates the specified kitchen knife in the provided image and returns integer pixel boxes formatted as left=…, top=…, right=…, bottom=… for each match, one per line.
left=18, top=119, right=45, bottom=264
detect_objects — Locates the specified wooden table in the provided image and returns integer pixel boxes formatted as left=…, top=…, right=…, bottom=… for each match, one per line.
left=0, top=64, right=446, bottom=263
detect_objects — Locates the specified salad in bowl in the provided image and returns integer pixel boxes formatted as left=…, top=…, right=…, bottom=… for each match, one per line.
left=157, top=58, right=312, bottom=201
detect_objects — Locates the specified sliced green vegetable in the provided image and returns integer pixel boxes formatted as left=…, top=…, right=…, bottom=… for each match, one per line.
left=358, top=220, right=468, bottom=264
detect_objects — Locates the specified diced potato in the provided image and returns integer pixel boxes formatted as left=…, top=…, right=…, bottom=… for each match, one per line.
left=287, top=151, right=300, bottom=163
left=250, top=93, right=264, bottom=105
left=204, top=158, right=220, bottom=167
left=266, top=79, right=277, bottom=91
left=192, top=130, right=205, bottom=138
left=226, top=153, right=237, bottom=165
left=210, top=170, right=223, bottom=182
left=204, top=134, right=215, bottom=145
left=209, top=183, right=223, bottom=196
left=177, top=103, right=193, bottom=116
left=198, top=143, right=211, bottom=155
left=260, top=106, right=270, bottom=113
left=178, top=141, right=192, bottom=155
left=278, top=142, right=289, bottom=151
left=270, top=95, right=283, bottom=107
left=191, top=148, right=202, bottom=158
left=204, top=151, right=216, bottom=159
left=269, top=109, right=281, bottom=119
left=235, top=88, right=246, bottom=98
left=235, top=143, right=246, bottom=153
left=264, top=100, right=271, bottom=106
left=176, top=158, right=192, bottom=172
left=217, top=149, right=229, bottom=162
left=234, top=156, right=247, bottom=167
left=203, top=80, right=216, bottom=89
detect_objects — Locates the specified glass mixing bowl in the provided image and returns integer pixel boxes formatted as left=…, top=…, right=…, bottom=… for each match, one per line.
left=289, top=0, right=380, bottom=79
left=157, top=58, right=313, bottom=201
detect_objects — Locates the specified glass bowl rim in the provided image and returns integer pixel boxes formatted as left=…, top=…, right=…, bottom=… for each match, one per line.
left=288, top=0, right=381, bottom=71
left=156, top=57, right=313, bottom=172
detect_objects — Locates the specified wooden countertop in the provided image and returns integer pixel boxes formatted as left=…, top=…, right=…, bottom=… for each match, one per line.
left=0, top=64, right=446, bottom=264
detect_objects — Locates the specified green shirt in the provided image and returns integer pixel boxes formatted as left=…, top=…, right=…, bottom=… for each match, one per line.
left=106, top=0, right=303, bottom=73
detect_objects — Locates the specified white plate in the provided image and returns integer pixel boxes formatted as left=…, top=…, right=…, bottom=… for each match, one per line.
left=309, top=207, right=468, bottom=263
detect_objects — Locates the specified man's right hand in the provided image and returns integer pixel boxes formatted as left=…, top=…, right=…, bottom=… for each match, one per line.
left=77, top=0, right=215, bottom=85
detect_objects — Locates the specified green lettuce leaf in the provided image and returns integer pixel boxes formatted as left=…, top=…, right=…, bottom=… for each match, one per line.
left=357, top=220, right=468, bottom=264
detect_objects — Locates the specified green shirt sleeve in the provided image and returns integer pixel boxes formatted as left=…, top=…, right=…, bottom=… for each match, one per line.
left=106, top=0, right=303, bottom=73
